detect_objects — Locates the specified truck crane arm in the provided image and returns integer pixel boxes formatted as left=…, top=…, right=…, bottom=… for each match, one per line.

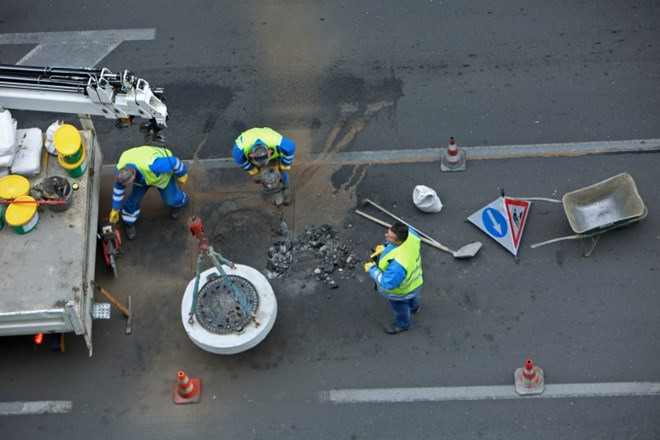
left=0, top=64, right=168, bottom=135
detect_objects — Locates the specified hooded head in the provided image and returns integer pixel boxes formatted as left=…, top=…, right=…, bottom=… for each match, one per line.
left=250, top=142, right=271, bottom=167
left=116, top=166, right=136, bottom=185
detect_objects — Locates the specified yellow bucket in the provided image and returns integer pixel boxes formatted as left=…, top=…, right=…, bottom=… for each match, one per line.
left=5, top=195, right=40, bottom=234
left=0, top=175, right=30, bottom=200
left=57, top=145, right=87, bottom=178
left=53, top=124, right=84, bottom=162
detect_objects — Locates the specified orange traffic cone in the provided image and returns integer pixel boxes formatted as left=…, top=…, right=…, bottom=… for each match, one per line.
left=514, top=358, right=545, bottom=395
left=173, top=370, right=201, bottom=404
left=441, top=136, right=466, bottom=172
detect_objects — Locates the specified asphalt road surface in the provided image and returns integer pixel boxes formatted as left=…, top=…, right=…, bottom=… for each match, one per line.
left=0, top=1, right=659, bottom=439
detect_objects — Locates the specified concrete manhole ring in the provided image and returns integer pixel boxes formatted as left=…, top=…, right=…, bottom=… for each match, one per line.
left=182, top=265, right=277, bottom=354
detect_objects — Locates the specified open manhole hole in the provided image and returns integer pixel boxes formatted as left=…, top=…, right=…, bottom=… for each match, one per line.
left=211, top=209, right=272, bottom=267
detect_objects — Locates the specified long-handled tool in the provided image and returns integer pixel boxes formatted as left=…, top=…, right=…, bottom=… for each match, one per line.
left=0, top=199, right=67, bottom=205
left=360, top=198, right=482, bottom=259
left=92, top=282, right=132, bottom=334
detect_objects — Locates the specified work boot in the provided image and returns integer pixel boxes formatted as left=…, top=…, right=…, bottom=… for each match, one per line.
left=411, top=306, right=420, bottom=315
left=124, top=223, right=137, bottom=240
left=170, top=207, right=183, bottom=219
left=384, top=324, right=409, bottom=335
left=282, top=187, right=292, bottom=206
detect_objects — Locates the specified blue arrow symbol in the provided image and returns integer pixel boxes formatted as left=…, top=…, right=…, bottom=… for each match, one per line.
left=482, top=207, right=507, bottom=238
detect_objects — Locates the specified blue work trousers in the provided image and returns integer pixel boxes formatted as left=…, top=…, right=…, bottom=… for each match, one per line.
left=121, top=178, right=187, bottom=225
left=382, top=286, right=422, bottom=329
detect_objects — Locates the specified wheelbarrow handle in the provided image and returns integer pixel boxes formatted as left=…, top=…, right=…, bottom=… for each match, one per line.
left=508, top=197, right=562, bottom=203
left=530, top=235, right=582, bottom=248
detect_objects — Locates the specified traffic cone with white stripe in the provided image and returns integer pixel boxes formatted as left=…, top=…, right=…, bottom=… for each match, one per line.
left=514, top=358, right=545, bottom=395
left=173, top=370, right=201, bottom=404
left=441, top=136, right=466, bottom=172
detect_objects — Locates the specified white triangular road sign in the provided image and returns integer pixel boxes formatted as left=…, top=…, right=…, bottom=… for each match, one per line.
left=504, top=197, right=531, bottom=249
left=468, top=197, right=532, bottom=256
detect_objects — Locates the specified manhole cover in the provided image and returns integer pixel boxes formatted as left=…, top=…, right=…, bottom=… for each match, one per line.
left=195, top=274, right=259, bottom=334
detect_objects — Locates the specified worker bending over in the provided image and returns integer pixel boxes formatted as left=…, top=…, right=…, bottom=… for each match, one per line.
left=232, top=127, right=296, bottom=205
left=109, top=146, right=189, bottom=240
left=364, top=222, right=424, bottom=334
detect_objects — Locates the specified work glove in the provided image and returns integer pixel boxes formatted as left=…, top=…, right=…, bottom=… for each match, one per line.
left=370, top=245, right=385, bottom=259
left=363, top=262, right=376, bottom=272
left=248, top=167, right=261, bottom=176
left=109, top=209, right=120, bottom=224
left=176, top=173, right=189, bottom=184
left=277, top=162, right=291, bottom=171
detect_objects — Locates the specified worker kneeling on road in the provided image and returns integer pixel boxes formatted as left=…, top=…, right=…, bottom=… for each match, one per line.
left=364, top=222, right=423, bottom=334
left=109, top=146, right=189, bottom=240
left=232, top=127, right=296, bottom=205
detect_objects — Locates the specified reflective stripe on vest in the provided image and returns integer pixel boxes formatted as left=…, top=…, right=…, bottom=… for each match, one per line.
left=235, top=127, right=283, bottom=160
left=117, top=146, right=174, bottom=189
left=377, top=233, right=423, bottom=295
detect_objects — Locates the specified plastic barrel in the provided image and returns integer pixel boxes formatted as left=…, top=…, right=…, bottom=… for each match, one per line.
left=53, top=124, right=84, bottom=164
left=57, top=146, right=87, bottom=178
left=5, top=196, right=39, bottom=234
left=0, top=175, right=30, bottom=200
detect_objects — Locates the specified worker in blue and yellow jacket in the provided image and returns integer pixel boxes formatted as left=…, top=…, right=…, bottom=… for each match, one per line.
left=232, top=127, right=296, bottom=205
left=364, top=222, right=423, bottom=334
left=109, top=146, right=189, bottom=240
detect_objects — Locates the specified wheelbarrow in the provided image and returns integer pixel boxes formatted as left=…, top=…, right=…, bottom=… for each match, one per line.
left=527, top=173, right=647, bottom=257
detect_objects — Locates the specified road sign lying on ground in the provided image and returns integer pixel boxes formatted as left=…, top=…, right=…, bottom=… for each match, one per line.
left=467, top=197, right=531, bottom=256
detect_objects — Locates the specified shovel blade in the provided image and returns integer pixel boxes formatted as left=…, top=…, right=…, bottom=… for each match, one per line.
left=453, top=242, right=482, bottom=258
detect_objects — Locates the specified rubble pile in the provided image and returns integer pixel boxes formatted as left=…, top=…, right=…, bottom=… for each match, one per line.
left=266, top=224, right=362, bottom=288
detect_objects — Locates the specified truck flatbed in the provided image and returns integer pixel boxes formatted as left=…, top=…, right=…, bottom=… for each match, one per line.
left=0, top=129, right=101, bottom=354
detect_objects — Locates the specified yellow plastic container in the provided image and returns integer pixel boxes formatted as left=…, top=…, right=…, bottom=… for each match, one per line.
left=5, top=195, right=39, bottom=234
left=53, top=124, right=84, bottom=162
left=0, top=175, right=30, bottom=200
left=57, top=146, right=87, bottom=178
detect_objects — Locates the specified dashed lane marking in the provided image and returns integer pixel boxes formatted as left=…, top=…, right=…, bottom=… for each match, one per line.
left=321, top=382, right=660, bottom=403
left=0, top=401, right=72, bottom=415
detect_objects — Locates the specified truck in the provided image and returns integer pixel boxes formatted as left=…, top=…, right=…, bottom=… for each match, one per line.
left=0, top=65, right=168, bottom=355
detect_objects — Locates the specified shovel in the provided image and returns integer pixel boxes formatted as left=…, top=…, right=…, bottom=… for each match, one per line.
left=360, top=198, right=482, bottom=259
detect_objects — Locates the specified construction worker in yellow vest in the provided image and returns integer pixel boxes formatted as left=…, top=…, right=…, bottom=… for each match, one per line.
left=109, top=146, right=189, bottom=240
left=364, top=222, right=423, bottom=334
left=232, top=127, right=296, bottom=205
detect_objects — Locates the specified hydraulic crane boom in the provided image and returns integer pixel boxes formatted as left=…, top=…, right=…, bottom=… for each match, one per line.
left=0, top=64, right=168, bottom=133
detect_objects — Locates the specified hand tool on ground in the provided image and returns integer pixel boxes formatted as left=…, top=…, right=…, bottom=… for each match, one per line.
left=92, top=281, right=132, bottom=334
left=357, top=200, right=482, bottom=259
left=98, top=219, right=122, bottom=277
left=357, top=209, right=460, bottom=254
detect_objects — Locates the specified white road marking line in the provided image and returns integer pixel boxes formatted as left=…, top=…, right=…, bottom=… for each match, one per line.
left=0, top=401, right=72, bottom=415
left=136, top=138, right=659, bottom=171
left=0, top=29, right=156, bottom=67
left=325, top=138, right=660, bottom=164
left=322, top=382, right=660, bottom=404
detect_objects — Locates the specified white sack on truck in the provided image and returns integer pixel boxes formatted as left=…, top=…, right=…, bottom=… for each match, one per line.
left=11, top=128, right=44, bottom=176
left=0, top=109, right=17, bottom=167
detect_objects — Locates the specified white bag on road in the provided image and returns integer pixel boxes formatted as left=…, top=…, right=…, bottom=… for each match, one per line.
left=413, top=185, right=443, bottom=213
